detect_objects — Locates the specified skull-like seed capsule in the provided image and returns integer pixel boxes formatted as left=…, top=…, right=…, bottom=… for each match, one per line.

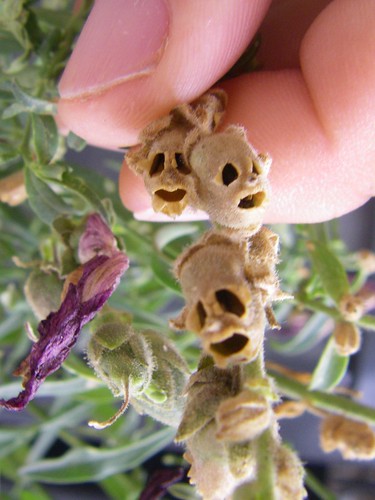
left=186, top=126, right=271, bottom=229
left=172, top=231, right=266, bottom=367
left=126, top=90, right=227, bottom=217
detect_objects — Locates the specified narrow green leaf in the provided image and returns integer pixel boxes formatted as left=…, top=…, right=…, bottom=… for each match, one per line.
left=20, top=489, right=52, bottom=500
left=304, top=469, right=337, bottom=500
left=309, top=337, right=349, bottom=391
left=154, top=223, right=199, bottom=252
left=66, top=131, right=86, bottom=152
left=31, top=114, right=59, bottom=164
left=270, top=312, right=329, bottom=355
left=0, top=82, right=56, bottom=115
left=168, top=483, right=200, bottom=500
left=308, top=240, right=350, bottom=304
left=0, top=427, right=36, bottom=458
left=21, top=427, right=175, bottom=483
left=24, top=167, right=72, bottom=224
left=151, top=254, right=182, bottom=295
left=358, top=314, right=375, bottom=332
left=58, top=170, right=108, bottom=221
left=100, top=472, right=144, bottom=500
left=0, top=377, right=99, bottom=400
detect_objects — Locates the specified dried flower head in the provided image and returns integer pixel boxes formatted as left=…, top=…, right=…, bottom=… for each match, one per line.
left=320, top=415, right=375, bottom=460
left=333, top=321, right=361, bottom=356
left=0, top=214, right=128, bottom=411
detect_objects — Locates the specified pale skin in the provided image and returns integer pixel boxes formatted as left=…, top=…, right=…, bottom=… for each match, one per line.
left=58, top=0, right=375, bottom=223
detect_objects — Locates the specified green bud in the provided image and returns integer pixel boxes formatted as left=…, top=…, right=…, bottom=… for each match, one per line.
left=87, top=323, right=190, bottom=428
left=88, top=322, right=154, bottom=398
left=132, top=329, right=190, bottom=427
left=24, top=269, right=63, bottom=320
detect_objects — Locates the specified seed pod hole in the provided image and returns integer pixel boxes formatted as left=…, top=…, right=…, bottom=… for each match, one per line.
left=149, top=153, right=165, bottom=176
left=210, top=334, right=249, bottom=356
left=196, top=301, right=207, bottom=328
left=238, top=191, right=266, bottom=209
left=215, top=289, right=245, bottom=317
left=154, top=189, right=187, bottom=202
left=175, top=153, right=191, bottom=174
left=222, top=163, right=239, bottom=186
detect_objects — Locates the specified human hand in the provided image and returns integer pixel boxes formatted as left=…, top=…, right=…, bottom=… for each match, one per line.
left=58, top=0, right=375, bottom=223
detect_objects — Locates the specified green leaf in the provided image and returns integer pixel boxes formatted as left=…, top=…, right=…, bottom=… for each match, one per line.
left=309, top=337, right=349, bottom=391
left=24, top=167, right=72, bottom=224
left=100, top=472, right=144, bottom=500
left=0, top=427, right=36, bottom=458
left=270, top=313, right=329, bottom=355
left=57, top=170, right=108, bottom=221
left=308, top=240, right=350, bottom=304
left=66, top=131, right=86, bottom=152
left=151, top=254, right=182, bottom=295
left=20, top=488, right=52, bottom=500
left=31, top=114, right=59, bottom=164
left=154, top=223, right=199, bottom=252
left=359, top=314, right=375, bottom=332
left=20, top=427, right=175, bottom=483
left=168, top=483, right=201, bottom=500
left=0, top=82, right=56, bottom=116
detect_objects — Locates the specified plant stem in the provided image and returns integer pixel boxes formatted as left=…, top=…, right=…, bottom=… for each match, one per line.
left=269, top=370, right=375, bottom=425
left=254, top=429, right=276, bottom=500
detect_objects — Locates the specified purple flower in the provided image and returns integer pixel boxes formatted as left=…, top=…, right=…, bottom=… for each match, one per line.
left=0, top=214, right=129, bottom=411
left=140, top=467, right=184, bottom=500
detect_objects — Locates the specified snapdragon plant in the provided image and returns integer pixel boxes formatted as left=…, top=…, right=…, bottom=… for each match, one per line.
left=1, top=2, right=374, bottom=500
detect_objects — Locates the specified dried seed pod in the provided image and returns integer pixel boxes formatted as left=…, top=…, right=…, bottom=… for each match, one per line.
left=24, top=269, right=63, bottom=321
left=126, top=90, right=226, bottom=217
left=333, top=321, right=361, bottom=356
left=320, top=415, right=375, bottom=460
left=87, top=323, right=190, bottom=427
left=338, top=293, right=364, bottom=322
left=274, top=400, right=307, bottom=420
left=0, top=170, right=27, bottom=206
left=183, top=421, right=256, bottom=500
left=172, top=229, right=285, bottom=367
left=215, top=389, right=273, bottom=443
left=274, top=445, right=307, bottom=499
left=186, top=126, right=271, bottom=229
left=176, top=360, right=239, bottom=442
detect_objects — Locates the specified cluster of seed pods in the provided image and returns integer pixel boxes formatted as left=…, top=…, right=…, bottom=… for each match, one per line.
left=127, top=90, right=287, bottom=368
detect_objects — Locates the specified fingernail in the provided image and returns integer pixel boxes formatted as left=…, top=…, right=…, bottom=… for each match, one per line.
left=59, top=0, right=170, bottom=98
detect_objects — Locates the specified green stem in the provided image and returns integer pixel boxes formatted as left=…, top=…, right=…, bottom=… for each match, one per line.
left=295, top=294, right=375, bottom=331
left=254, top=429, right=276, bottom=500
left=269, top=370, right=375, bottom=425
left=304, top=469, right=336, bottom=500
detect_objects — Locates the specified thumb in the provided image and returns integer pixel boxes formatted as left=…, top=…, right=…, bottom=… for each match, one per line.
left=58, top=0, right=271, bottom=148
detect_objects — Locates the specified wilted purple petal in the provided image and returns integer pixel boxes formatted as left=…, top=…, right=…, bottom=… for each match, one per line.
left=78, top=213, right=118, bottom=263
left=0, top=228, right=129, bottom=411
left=140, top=467, right=184, bottom=500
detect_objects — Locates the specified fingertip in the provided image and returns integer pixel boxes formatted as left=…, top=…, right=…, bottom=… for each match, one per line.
left=58, top=0, right=271, bottom=148
left=119, top=159, right=152, bottom=212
